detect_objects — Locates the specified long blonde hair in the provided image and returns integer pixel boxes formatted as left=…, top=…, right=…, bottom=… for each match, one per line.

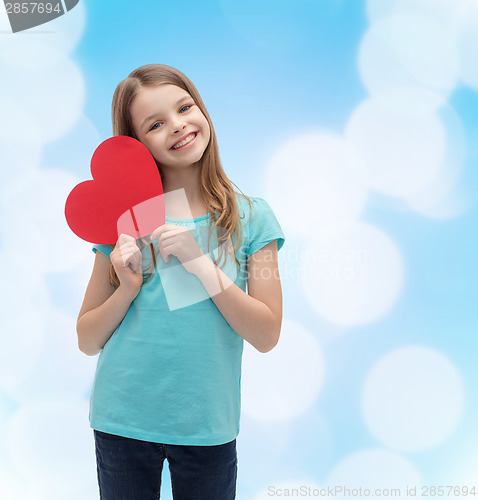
left=108, top=64, right=252, bottom=287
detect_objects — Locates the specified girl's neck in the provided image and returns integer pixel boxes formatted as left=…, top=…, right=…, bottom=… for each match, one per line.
left=162, top=166, right=207, bottom=218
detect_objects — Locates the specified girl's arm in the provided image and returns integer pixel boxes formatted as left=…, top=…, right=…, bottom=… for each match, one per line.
left=194, top=240, right=282, bottom=353
left=76, top=251, right=140, bottom=356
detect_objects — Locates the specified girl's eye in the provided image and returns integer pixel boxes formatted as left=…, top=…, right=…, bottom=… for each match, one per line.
left=149, top=105, right=192, bottom=130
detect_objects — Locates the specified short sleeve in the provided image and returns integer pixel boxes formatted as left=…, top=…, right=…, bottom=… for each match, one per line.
left=246, top=197, right=285, bottom=257
left=92, top=244, right=114, bottom=259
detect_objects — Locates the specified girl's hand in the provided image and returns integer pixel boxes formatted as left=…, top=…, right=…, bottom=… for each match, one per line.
left=110, top=233, right=143, bottom=293
left=151, top=224, right=207, bottom=276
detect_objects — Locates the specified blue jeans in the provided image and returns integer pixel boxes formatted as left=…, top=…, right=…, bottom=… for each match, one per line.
left=94, top=430, right=237, bottom=499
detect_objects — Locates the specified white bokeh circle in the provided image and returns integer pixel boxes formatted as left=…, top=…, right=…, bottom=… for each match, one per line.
left=23, top=478, right=99, bottom=500
left=362, top=346, right=465, bottom=451
left=0, top=59, right=85, bottom=144
left=7, top=398, right=96, bottom=491
left=457, top=453, right=478, bottom=489
left=345, top=96, right=446, bottom=198
left=266, top=132, right=369, bottom=239
left=368, top=85, right=446, bottom=116
left=13, top=309, right=97, bottom=405
left=0, top=288, right=45, bottom=395
left=359, top=13, right=459, bottom=96
left=3, top=168, right=79, bottom=220
left=366, top=0, right=396, bottom=22
left=301, top=222, right=403, bottom=326
left=457, top=3, right=478, bottom=91
left=1, top=168, right=88, bottom=272
left=366, top=0, right=470, bottom=37
left=0, top=206, right=50, bottom=291
left=0, top=99, right=42, bottom=190
left=0, top=455, right=26, bottom=500
left=236, top=416, right=294, bottom=490
left=241, top=318, right=325, bottom=422
left=404, top=104, right=470, bottom=219
left=327, top=448, right=422, bottom=496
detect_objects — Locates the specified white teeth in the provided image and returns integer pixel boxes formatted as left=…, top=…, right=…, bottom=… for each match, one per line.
left=172, top=133, right=196, bottom=149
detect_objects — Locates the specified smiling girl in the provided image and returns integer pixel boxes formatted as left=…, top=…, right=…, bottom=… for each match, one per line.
left=76, top=64, right=285, bottom=500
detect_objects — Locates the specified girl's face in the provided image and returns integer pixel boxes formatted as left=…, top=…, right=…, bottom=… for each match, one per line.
left=130, top=84, right=211, bottom=171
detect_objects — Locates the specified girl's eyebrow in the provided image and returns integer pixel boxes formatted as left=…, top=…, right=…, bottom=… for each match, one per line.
left=141, top=95, right=192, bottom=129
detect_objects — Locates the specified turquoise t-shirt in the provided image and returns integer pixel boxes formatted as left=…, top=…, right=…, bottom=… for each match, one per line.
left=88, top=194, right=285, bottom=445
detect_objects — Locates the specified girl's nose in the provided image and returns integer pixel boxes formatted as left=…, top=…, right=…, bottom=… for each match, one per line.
left=172, top=118, right=187, bottom=134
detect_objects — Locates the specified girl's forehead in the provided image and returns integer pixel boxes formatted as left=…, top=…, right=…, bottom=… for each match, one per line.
left=138, top=83, right=190, bottom=102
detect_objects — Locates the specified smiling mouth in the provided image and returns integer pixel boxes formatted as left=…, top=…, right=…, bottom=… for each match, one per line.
left=170, top=132, right=198, bottom=150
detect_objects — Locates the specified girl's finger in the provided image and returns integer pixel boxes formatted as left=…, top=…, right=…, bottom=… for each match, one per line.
left=150, top=228, right=160, bottom=241
left=122, top=254, right=135, bottom=270
left=120, top=242, right=138, bottom=253
left=131, top=259, right=142, bottom=274
left=158, top=240, right=177, bottom=263
left=163, top=248, right=169, bottom=263
left=154, top=227, right=186, bottom=244
left=116, top=233, right=136, bottom=246
left=150, top=224, right=181, bottom=241
left=157, top=246, right=168, bottom=263
left=123, top=250, right=142, bottom=269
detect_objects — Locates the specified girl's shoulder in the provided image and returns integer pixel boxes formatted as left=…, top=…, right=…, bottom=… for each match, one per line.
left=236, top=193, right=285, bottom=256
left=235, top=192, right=273, bottom=221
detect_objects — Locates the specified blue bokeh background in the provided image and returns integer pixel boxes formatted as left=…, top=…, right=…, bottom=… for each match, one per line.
left=0, top=0, right=477, bottom=498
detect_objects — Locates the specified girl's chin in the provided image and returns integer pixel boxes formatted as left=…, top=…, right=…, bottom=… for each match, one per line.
left=168, top=150, right=205, bottom=163
left=160, top=158, right=204, bottom=169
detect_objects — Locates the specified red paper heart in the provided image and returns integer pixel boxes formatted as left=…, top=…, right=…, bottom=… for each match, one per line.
left=65, top=136, right=164, bottom=244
